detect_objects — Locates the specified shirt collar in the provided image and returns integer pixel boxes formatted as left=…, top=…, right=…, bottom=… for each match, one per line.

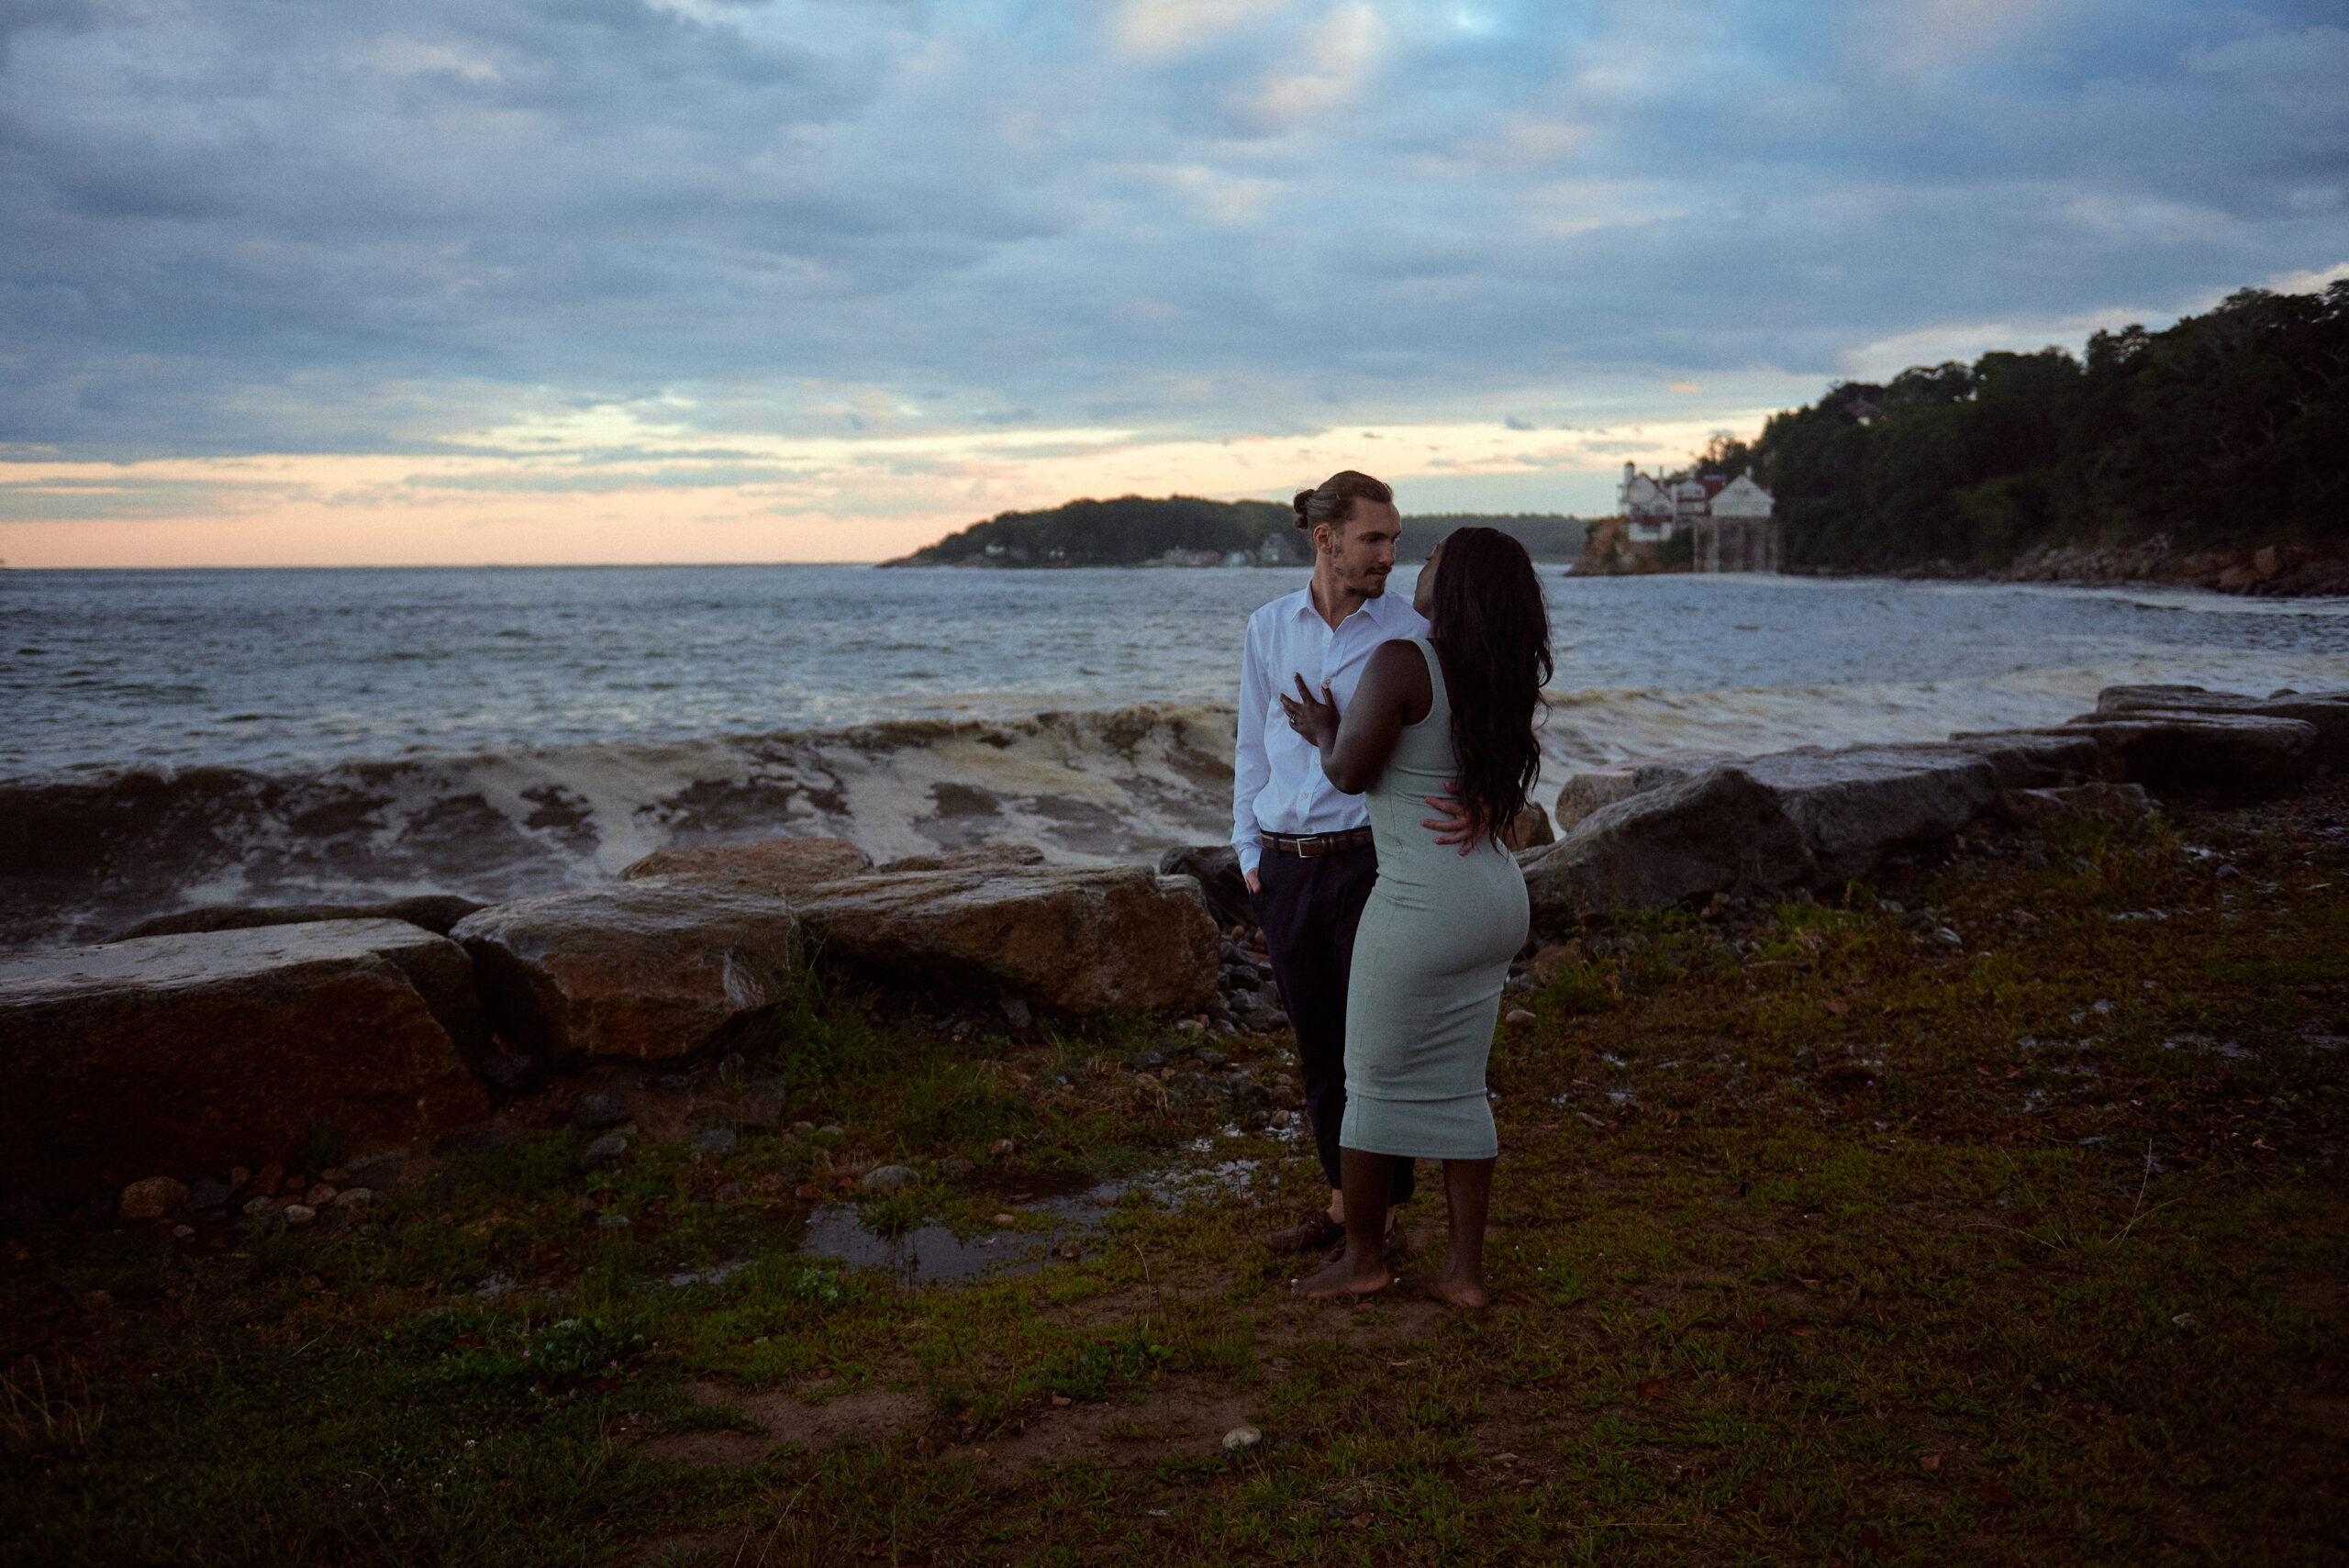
left=1286, top=581, right=1411, bottom=629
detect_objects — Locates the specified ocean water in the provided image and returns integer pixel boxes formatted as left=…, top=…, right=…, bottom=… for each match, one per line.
left=5, top=564, right=2346, bottom=948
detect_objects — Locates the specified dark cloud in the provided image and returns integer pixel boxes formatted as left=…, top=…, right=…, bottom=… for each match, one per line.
left=0, top=0, right=2343, bottom=460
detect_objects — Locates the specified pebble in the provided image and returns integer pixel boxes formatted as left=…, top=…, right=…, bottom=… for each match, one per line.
left=862, top=1164, right=920, bottom=1193
left=792, top=1120, right=816, bottom=1136
left=1195, top=1048, right=1227, bottom=1068
left=282, top=1204, right=317, bottom=1229
left=1130, top=1051, right=1163, bottom=1071
left=1000, top=997, right=1033, bottom=1030
left=118, top=1176, right=188, bottom=1220
left=991, top=1212, right=1019, bottom=1226
left=938, top=1154, right=975, bottom=1178
left=186, top=1178, right=234, bottom=1211
left=818, top=1125, right=846, bottom=1139
left=1174, top=1019, right=1205, bottom=1034
left=242, top=1195, right=278, bottom=1217
left=596, top=1213, right=631, bottom=1229
left=990, top=1138, right=1017, bottom=1157
left=172, top=1224, right=195, bottom=1240
left=306, top=1184, right=338, bottom=1206
left=580, top=1132, right=629, bottom=1172
left=329, top=1187, right=373, bottom=1209
left=1222, top=1426, right=1262, bottom=1451
left=693, top=1128, right=738, bottom=1155
left=1505, top=1008, right=1537, bottom=1027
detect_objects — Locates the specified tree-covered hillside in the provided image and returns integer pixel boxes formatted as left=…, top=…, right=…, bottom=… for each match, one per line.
left=885, top=495, right=1589, bottom=568
left=885, top=495, right=1297, bottom=567
left=1408, top=514, right=1588, bottom=561
left=1753, top=283, right=2349, bottom=571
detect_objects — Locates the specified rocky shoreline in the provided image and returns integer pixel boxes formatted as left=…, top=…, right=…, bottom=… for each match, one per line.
left=4, top=680, right=2342, bottom=1222
left=1834, top=533, right=2349, bottom=597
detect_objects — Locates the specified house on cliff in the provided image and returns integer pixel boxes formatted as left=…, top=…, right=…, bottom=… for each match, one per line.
left=1615, top=462, right=1781, bottom=573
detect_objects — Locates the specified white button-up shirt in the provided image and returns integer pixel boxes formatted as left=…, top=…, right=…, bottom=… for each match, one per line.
left=1231, top=583, right=1431, bottom=874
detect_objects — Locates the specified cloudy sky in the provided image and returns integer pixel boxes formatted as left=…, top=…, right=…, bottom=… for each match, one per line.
left=3, top=0, right=2343, bottom=565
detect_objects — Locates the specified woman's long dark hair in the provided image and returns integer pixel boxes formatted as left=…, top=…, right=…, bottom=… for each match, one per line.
left=1426, top=527, right=1552, bottom=840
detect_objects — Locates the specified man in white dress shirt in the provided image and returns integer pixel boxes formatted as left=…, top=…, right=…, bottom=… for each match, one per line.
left=1237, top=470, right=1457, bottom=1257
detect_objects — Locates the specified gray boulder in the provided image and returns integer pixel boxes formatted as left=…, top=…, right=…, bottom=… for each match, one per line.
left=1553, top=750, right=1736, bottom=833
left=2090, top=685, right=2349, bottom=770
left=451, top=884, right=802, bottom=1067
left=2038, top=713, right=2318, bottom=797
left=0, top=919, right=491, bottom=1199
left=1524, top=763, right=1814, bottom=918
left=1157, top=844, right=1253, bottom=930
left=1523, top=742, right=2002, bottom=922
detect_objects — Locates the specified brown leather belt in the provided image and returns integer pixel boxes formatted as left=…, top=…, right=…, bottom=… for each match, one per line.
left=1259, top=828, right=1375, bottom=857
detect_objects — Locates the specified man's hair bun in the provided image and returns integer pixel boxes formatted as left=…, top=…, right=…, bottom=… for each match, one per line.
left=1294, top=471, right=1394, bottom=536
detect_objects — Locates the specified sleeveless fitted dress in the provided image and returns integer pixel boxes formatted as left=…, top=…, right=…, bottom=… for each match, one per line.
left=1339, top=638, right=1531, bottom=1162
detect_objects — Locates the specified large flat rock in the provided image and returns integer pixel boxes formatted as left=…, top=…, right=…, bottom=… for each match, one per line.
left=1553, top=750, right=1736, bottom=833
left=801, top=865, right=1218, bottom=1017
left=1524, top=741, right=2003, bottom=922
left=2091, top=685, right=2349, bottom=770
left=451, top=884, right=803, bottom=1066
left=618, top=836, right=874, bottom=894
left=0, top=919, right=490, bottom=1199
left=2023, top=713, right=2319, bottom=797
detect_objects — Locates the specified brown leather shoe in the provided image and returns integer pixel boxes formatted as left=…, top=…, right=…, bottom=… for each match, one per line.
left=1264, top=1208, right=1345, bottom=1253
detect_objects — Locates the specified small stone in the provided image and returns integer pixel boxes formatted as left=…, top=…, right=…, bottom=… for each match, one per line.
left=580, top=1132, right=629, bottom=1172
left=693, top=1128, right=738, bottom=1155
left=715, top=1181, right=746, bottom=1201
left=1505, top=1008, right=1538, bottom=1028
left=990, top=1138, right=1017, bottom=1157
left=992, top=1212, right=1019, bottom=1226
left=1130, top=1050, right=1163, bottom=1071
left=1222, top=1425, right=1262, bottom=1451
left=281, top=1204, right=317, bottom=1229
left=318, top=1167, right=351, bottom=1184
left=118, top=1176, right=188, bottom=1221
left=596, top=1212, right=631, bottom=1229
left=574, top=1093, right=633, bottom=1130
left=329, top=1187, right=373, bottom=1209
left=818, top=1125, right=846, bottom=1139
left=242, top=1195, right=278, bottom=1217
left=1174, top=1018, right=1204, bottom=1034
left=306, top=1184, right=338, bottom=1207
left=1195, top=1048, right=1227, bottom=1068
left=228, top=1165, right=250, bottom=1189
left=172, top=1224, right=195, bottom=1239
left=938, top=1155, right=974, bottom=1178
left=792, top=1120, right=816, bottom=1136
left=863, top=1164, right=920, bottom=1193
left=185, top=1177, right=233, bottom=1210
left=1052, top=1239, right=1083, bottom=1261
left=1000, top=997, right=1033, bottom=1030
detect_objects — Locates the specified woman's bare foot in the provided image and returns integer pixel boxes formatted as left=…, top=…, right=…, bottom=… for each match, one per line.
left=1396, top=1268, right=1489, bottom=1308
left=1293, top=1251, right=1390, bottom=1299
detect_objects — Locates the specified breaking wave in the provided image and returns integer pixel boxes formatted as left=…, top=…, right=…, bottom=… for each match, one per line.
left=6, top=639, right=2346, bottom=951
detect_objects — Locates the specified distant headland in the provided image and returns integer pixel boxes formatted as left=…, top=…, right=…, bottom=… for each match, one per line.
left=879, top=495, right=1587, bottom=570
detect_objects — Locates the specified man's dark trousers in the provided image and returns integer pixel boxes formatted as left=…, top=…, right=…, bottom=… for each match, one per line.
left=1251, top=843, right=1414, bottom=1207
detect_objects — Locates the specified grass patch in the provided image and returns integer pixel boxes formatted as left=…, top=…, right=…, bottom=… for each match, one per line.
left=3, top=787, right=2345, bottom=1564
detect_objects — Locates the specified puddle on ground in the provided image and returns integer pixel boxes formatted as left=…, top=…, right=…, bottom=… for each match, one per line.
left=610, top=1122, right=1304, bottom=1295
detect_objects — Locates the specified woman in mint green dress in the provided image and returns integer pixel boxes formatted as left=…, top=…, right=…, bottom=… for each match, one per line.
left=1278, top=527, right=1548, bottom=1306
